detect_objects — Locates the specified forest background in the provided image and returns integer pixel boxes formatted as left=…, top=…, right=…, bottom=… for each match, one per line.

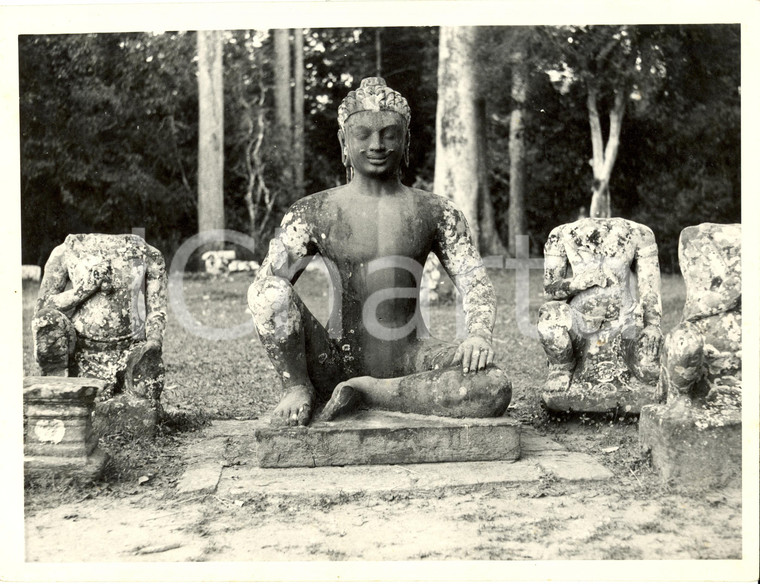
left=18, top=24, right=740, bottom=273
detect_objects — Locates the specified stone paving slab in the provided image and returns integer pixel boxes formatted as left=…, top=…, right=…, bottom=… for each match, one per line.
left=216, top=459, right=544, bottom=499
left=176, top=418, right=614, bottom=498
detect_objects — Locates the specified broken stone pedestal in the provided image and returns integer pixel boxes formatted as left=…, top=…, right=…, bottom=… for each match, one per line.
left=24, top=376, right=108, bottom=480
left=639, top=223, right=742, bottom=487
left=249, top=410, right=522, bottom=468
left=639, top=401, right=740, bottom=487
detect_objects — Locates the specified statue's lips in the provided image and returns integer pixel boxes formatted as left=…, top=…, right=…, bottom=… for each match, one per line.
left=366, top=155, right=390, bottom=164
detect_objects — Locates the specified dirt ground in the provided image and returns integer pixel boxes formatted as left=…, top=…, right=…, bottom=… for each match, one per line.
left=25, top=482, right=742, bottom=563
left=23, top=418, right=744, bottom=564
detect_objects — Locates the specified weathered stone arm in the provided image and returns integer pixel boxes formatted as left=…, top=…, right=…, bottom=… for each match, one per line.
left=434, top=198, right=496, bottom=341
left=36, top=244, right=99, bottom=313
left=144, top=245, right=168, bottom=347
left=253, top=202, right=317, bottom=288
left=633, top=227, right=662, bottom=329
left=543, top=232, right=609, bottom=301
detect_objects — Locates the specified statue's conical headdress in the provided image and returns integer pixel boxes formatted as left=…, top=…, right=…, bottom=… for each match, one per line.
left=337, top=77, right=411, bottom=131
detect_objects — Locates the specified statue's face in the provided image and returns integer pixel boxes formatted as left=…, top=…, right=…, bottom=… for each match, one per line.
left=341, top=110, right=407, bottom=179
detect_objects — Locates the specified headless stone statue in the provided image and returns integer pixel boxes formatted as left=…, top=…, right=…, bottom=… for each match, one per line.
left=640, top=223, right=741, bottom=486
left=32, top=233, right=167, bottom=434
left=659, top=223, right=741, bottom=416
left=537, top=217, right=662, bottom=413
left=248, top=77, right=511, bottom=426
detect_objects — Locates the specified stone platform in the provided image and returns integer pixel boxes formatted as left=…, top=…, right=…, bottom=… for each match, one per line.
left=175, top=414, right=613, bottom=497
left=252, top=410, right=521, bottom=468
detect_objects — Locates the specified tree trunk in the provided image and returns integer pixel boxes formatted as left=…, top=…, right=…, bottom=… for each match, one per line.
left=587, top=82, right=626, bottom=218
left=293, top=28, right=305, bottom=199
left=476, top=98, right=507, bottom=256
left=197, top=30, right=225, bottom=248
left=273, top=28, right=293, bottom=196
left=434, top=26, right=481, bottom=249
left=508, top=49, right=528, bottom=256
left=375, top=28, right=382, bottom=77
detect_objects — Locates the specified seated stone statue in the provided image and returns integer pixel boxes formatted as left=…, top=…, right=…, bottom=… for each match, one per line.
left=248, top=77, right=511, bottom=426
left=33, top=233, right=167, bottom=432
left=537, top=217, right=662, bottom=413
left=640, top=223, right=741, bottom=485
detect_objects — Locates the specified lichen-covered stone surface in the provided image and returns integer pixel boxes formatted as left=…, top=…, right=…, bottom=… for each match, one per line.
left=23, top=376, right=108, bottom=480
left=640, top=223, right=742, bottom=485
left=678, top=223, right=741, bottom=322
left=33, top=233, right=167, bottom=436
left=538, top=218, right=662, bottom=413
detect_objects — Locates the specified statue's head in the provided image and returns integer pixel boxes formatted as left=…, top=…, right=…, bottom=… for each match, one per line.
left=337, top=77, right=411, bottom=180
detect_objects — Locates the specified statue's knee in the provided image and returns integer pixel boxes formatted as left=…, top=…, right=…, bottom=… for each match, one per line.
left=247, top=276, right=300, bottom=337
left=33, top=307, right=72, bottom=335
left=32, top=308, right=76, bottom=373
left=469, top=366, right=512, bottom=417
left=537, top=301, right=572, bottom=338
left=665, top=323, right=703, bottom=366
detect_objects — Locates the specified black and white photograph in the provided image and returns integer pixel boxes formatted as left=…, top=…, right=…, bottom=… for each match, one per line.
left=2, top=0, right=758, bottom=581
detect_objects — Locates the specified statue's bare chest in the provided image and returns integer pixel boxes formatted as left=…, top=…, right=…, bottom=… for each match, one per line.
left=314, top=197, right=435, bottom=266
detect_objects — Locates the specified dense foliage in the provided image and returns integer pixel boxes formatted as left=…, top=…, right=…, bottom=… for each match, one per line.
left=19, top=25, right=739, bottom=272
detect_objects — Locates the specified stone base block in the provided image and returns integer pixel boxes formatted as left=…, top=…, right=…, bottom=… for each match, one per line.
left=24, top=376, right=108, bottom=480
left=249, top=409, right=522, bottom=468
left=543, top=379, right=659, bottom=415
left=24, top=447, right=108, bottom=481
left=93, top=394, right=159, bottom=439
left=639, top=403, right=741, bottom=487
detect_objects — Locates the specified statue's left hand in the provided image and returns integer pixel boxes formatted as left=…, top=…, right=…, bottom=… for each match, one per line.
left=452, top=335, right=495, bottom=374
left=637, top=325, right=661, bottom=359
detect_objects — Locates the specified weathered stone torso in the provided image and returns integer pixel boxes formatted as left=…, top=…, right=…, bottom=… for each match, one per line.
left=64, top=234, right=151, bottom=343
left=557, top=218, right=642, bottom=326
left=276, top=186, right=473, bottom=376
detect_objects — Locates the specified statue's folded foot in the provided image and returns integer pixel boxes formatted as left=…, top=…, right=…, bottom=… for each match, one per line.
left=544, top=365, right=573, bottom=393
left=320, top=382, right=363, bottom=421
left=271, top=384, right=315, bottom=427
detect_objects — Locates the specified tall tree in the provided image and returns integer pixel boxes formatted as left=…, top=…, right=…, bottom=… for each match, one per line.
left=293, top=28, right=305, bottom=199
left=546, top=25, right=664, bottom=218
left=507, top=40, right=529, bottom=255
left=197, top=30, right=225, bottom=245
left=434, top=26, right=481, bottom=249
left=273, top=28, right=293, bottom=194
left=475, top=98, right=507, bottom=256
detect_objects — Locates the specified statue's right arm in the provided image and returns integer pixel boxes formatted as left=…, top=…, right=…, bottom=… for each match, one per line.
left=543, top=231, right=574, bottom=300
left=543, top=229, right=609, bottom=299
left=253, top=202, right=317, bottom=287
left=36, top=245, right=90, bottom=313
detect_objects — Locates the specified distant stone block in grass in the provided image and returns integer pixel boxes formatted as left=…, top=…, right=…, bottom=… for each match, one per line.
left=639, top=403, right=741, bottom=487
left=252, top=409, right=521, bottom=468
left=24, top=376, right=108, bottom=480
